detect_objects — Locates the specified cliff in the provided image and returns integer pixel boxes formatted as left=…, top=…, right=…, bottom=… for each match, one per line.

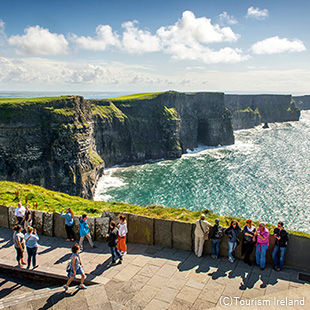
left=293, top=95, right=310, bottom=110
left=225, top=95, right=300, bottom=130
left=0, top=92, right=234, bottom=198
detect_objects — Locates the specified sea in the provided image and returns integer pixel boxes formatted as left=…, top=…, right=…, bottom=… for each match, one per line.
left=94, top=110, right=310, bottom=234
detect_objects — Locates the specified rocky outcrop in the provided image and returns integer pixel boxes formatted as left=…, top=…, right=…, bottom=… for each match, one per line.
left=293, top=95, right=310, bottom=110
left=225, top=94, right=300, bottom=130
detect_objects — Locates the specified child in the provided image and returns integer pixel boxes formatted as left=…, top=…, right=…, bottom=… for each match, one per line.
left=13, top=225, right=26, bottom=267
left=105, top=221, right=123, bottom=266
left=79, top=214, right=96, bottom=251
left=117, top=215, right=128, bottom=255
left=64, top=243, right=86, bottom=290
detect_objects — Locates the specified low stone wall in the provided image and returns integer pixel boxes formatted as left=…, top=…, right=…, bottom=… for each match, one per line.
left=1, top=205, right=310, bottom=270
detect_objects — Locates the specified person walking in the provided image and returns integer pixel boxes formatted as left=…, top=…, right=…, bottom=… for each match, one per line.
left=253, top=223, right=269, bottom=270
left=14, top=202, right=25, bottom=225
left=106, top=221, right=123, bottom=266
left=79, top=214, right=96, bottom=251
left=61, top=207, right=75, bottom=241
left=210, top=218, right=223, bottom=259
left=13, top=225, right=26, bottom=267
left=242, top=219, right=256, bottom=266
left=64, top=243, right=86, bottom=290
left=24, top=226, right=39, bottom=269
left=194, top=214, right=211, bottom=258
left=117, top=215, right=128, bottom=255
left=225, top=220, right=241, bottom=262
left=272, top=221, right=289, bottom=271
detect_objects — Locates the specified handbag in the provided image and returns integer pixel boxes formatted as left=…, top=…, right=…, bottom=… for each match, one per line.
left=199, top=220, right=210, bottom=240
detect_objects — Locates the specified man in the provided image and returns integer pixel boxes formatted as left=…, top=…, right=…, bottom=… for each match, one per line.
left=272, top=221, right=289, bottom=271
left=105, top=221, right=123, bottom=266
left=14, top=202, right=25, bottom=225
left=210, top=218, right=223, bottom=259
left=194, top=214, right=211, bottom=258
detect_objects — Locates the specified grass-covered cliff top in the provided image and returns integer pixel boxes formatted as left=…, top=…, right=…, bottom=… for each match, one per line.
left=103, top=92, right=163, bottom=101
left=0, top=96, right=72, bottom=105
left=0, top=181, right=308, bottom=238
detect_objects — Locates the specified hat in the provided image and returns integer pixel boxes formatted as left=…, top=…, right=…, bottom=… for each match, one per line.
left=215, top=218, right=220, bottom=224
left=200, top=214, right=206, bottom=220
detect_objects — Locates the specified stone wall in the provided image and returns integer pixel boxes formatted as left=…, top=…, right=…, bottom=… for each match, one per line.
left=1, top=205, right=309, bottom=271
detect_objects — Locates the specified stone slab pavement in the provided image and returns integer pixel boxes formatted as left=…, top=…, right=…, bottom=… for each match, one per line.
left=0, top=227, right=309, bottom=309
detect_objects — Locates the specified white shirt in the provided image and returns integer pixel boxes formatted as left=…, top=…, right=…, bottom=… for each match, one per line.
left=15, top=206, right=26, bottom=218
left=118, top=222, right=128, bottom=237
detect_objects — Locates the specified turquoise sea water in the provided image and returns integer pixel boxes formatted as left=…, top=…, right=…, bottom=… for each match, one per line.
left=95, top=110, right=310, bottom=233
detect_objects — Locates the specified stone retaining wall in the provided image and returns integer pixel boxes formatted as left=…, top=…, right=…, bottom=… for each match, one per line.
left=1, top=205, right=309, bottom=270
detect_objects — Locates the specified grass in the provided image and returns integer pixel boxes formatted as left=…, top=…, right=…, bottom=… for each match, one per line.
left=99, top=92, right=163, bottom=101
left=0, top=181, right=309, bottom=238
left=0, top=96, right=71, bottom=105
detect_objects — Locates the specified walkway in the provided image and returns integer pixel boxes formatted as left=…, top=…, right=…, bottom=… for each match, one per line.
left=0, top=227, right=309, bottom=309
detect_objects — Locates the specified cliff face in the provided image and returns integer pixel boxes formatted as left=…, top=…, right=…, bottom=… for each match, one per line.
left=225, top=95, right=300, bottom=130
left=0, top=92, right=234, bottom=198
left=293, top=95, right=310, bottom=110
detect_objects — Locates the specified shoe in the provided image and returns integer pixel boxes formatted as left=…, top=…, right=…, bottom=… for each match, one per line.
left=228, top=257, right=234, bottom=263
left=26, top=266, right=30, bottom=269
left=275, top=267, right=281, bottom=271
left=79, top=284, right=86, bottom=289
left=66, top=239, right=70, bottom=242
left=92, top=245, right=97, bottom=248
left=260, top=267, right=265, bottom=271
left=108, top=261, right=117, bottom=266
left=63, top=285, right=68, bottom=291
left=21, top=261, right=27, bottom=265
left=118, top=259, right=122, bottom=264
left=33, top=265, right=39, bottom=269
left=248, top=262, right=252, bottom=266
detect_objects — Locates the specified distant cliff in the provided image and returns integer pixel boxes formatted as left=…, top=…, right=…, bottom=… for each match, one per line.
left=225, top=95, right=300, bottom=130
left=0, top=92, right=234, bottom=198
left=293, top=95, right=310, bottom=110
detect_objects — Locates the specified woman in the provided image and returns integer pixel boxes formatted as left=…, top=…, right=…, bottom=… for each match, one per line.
left=23, top=205, right=32, bottom=232
left=64, top=243, right=86, bottom=290
left=254, top=222, right=269, bottom=270
left=79, top=214, right=95, bottom=250
left=13, top=225, right=26, bottom=267
left=242, top=219, right=256, bottom=266
left=61, top=207, right=75, bottom=241
left=117, top=215, right=128, bottom=255
left=24, top=226, right=39, bottom=269
left=225, top=220, right=241, bottom=263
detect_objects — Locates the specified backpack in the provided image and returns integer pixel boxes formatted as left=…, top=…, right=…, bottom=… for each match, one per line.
left=214, top=225, right=223, bottom=239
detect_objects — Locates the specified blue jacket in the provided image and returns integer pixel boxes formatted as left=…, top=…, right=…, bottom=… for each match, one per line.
left=61, top=211, right=74, bottom=226
left=79, top=219, right=90, bottom=237
left=225, top=225, right=241, bottom=243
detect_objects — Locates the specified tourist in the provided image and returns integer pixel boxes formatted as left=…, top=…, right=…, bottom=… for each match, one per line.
left=272, top=221, right=289, bottom=271
left=79, top=214, right=96, bottom=251
left=117, top=215, right=128, bottom=255
left=253, top=222, right=269, bottom=270
left=225, top=220, right=241, bottom=262
left=13, top=224, right=26, bottom=267
left=61, top=207, right=75, bottom=241
left=14, top=202, right=25, bottom=225
left=24, top=226, right=39, bottom=269
left=242, top=219, right=256, bottom=266
left=194, top=214, right=211, bottom=258
left=23, top=204, right=32, bottom=232
left=105, top=221, right=123, bottom=266
left=210, top=218, right=223, bottom=259
left=64, top=243, right=86, bottom=290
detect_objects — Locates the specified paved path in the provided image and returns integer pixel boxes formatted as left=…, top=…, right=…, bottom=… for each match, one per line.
left=0, top=227, right=309, bottom=309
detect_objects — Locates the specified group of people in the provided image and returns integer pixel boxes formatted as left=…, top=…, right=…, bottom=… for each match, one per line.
left=12, top=203, right=128, bottom=290
left=195, top=214, right=289, bottom=272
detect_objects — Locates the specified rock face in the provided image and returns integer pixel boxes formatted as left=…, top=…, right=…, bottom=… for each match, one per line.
left=225, top=94, right=300, bottom=130
left=293, top=95, right=310, bottom=110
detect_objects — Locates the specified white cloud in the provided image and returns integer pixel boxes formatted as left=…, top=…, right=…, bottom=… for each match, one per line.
left=71, top=24, right=120, bottom=51
left=0, top=19, right=7, bottom=45
left=218, top=11, right=238, bottom=25
left=251, top=36, right=306, bottom=54
left=246, top=7, right=269, bottom=20
left=7, top=25, right=68, bottom=55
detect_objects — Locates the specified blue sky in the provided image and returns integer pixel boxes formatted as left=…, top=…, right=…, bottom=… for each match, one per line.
left=0, top=0, right=309, bottom=94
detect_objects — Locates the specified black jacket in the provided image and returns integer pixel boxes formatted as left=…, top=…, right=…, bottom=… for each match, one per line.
left=274, top=228, right=289, bottom=247
left=107, top=227, right=119, bottom=247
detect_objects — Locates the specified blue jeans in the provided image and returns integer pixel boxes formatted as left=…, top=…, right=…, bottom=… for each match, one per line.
left=228, top=241, right=236, bottom=259
left=27, top=246, right=37, bottom=268
left=212, top=239, right=221, bottom=258
left=272, top=245, right=287, bottom=270
left=255, top=244, right=268, bottom=268
left=109, top=246, right=122, bottom=263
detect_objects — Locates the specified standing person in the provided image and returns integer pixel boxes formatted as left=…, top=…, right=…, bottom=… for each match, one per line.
left=225, top=220, right=241, bottom=263
left=24, top=226, right=39, bottom=269
left=14, top=202, right=25, bottom=225
left=242, top=219, right=256, bottom=266
left=64, top=243, right=86, bottom=290
left=23, top=205, right=32, bottom=232
left=272, top=221, right=289, bottom=271
left=117, top=215, right=128, bottom=255
left=253, top=223, right=269, bottom=270
left=79, top=214, right=96, bottom=251
left=61, top=207, right=75, bottom=241
left=105, top=221, right=123, bottom=266
left=13, top=225, right=26, bottom=267
left=194, top=214, right=211, bottom=258
left=210, top=218, right=223, bottom=259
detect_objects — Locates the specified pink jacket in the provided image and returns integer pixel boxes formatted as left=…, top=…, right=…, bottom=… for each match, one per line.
left=256, top=228, right=269, bottom=249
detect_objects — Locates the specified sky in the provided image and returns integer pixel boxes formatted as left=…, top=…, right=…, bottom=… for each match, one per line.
left=0, top=0, right=309, bottom=95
